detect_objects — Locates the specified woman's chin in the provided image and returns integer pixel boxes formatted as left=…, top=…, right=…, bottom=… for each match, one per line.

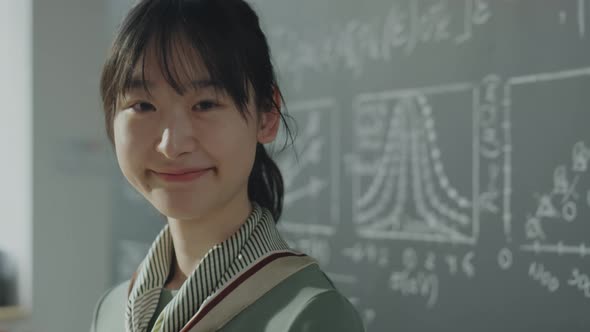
left=154, top=205, right=205, bottom=221
left=148, top=193, right=208, bottom=221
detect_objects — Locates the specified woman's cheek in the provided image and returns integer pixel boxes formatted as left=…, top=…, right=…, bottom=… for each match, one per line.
left=114, top=118, right=144, bottom=169
left=118, top=117, right=154, bottom=151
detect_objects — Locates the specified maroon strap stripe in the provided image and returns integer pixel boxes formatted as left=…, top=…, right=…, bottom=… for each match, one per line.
left=180, top=252, right=307, bottom=332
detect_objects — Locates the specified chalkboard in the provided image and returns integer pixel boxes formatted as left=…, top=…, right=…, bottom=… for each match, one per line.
left=109, top=0, right=590, bottom=331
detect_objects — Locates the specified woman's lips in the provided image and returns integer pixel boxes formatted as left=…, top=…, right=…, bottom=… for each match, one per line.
left=152, top=168, right=212, bottom=183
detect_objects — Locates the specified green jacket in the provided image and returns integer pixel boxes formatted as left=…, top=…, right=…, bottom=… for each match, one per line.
left=91, top=264, right=366, bottom=332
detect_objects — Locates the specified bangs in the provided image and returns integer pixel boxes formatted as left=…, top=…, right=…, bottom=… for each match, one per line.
left=102, top=0, right=257, bottom=113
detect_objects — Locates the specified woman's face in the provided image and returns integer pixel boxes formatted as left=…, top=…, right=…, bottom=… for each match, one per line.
left=112, top=46, right=278, bottom=221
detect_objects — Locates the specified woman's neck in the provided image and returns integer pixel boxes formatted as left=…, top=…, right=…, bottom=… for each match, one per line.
left=164, top=195, right=253, bottom=290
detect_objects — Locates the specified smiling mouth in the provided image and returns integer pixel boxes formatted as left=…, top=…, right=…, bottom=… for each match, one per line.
left=152, top=168, right=213, bottom=183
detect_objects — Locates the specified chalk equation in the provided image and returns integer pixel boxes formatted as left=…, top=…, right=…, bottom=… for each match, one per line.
left=269, top=0, right=492, bottom=82
left=264, top=0, right=589, bottom=87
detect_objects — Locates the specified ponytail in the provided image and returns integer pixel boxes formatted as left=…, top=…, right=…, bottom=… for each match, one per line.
left=248, top=143, right=284, bottom=222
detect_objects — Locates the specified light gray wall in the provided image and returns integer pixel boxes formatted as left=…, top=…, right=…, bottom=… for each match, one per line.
left=1, top=1, right=114, bottom=331
left=0, top=0, right=33, bottom=315
left=31, top=0, right=113, bottom=330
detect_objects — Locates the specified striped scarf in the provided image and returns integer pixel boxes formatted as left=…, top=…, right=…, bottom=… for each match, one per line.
left=125, top=204, right=291, bottom=332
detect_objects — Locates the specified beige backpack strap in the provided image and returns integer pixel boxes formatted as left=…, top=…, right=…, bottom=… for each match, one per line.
left=181, top=251, right=317, bottom=332
left=127, top=269, right=139, bottom=298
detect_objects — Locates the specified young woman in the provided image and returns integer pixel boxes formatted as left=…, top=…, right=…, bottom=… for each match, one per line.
left=90, top=0, right=365, bottom=331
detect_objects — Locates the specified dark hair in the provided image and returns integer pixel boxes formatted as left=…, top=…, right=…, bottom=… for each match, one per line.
left=100, top=0, right=294, bottom=221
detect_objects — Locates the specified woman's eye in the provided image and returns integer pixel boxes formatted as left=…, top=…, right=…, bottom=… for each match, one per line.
left=131, top=102, right=156, bottom=113
left=193, top=100, right=218, bottom=112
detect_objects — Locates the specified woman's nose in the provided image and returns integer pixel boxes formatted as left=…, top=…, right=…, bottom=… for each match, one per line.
left=156, top=112, right=197, bottom=159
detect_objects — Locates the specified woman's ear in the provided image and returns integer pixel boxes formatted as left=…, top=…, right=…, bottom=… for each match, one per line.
left=257, top=87, right=282, bottom=144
